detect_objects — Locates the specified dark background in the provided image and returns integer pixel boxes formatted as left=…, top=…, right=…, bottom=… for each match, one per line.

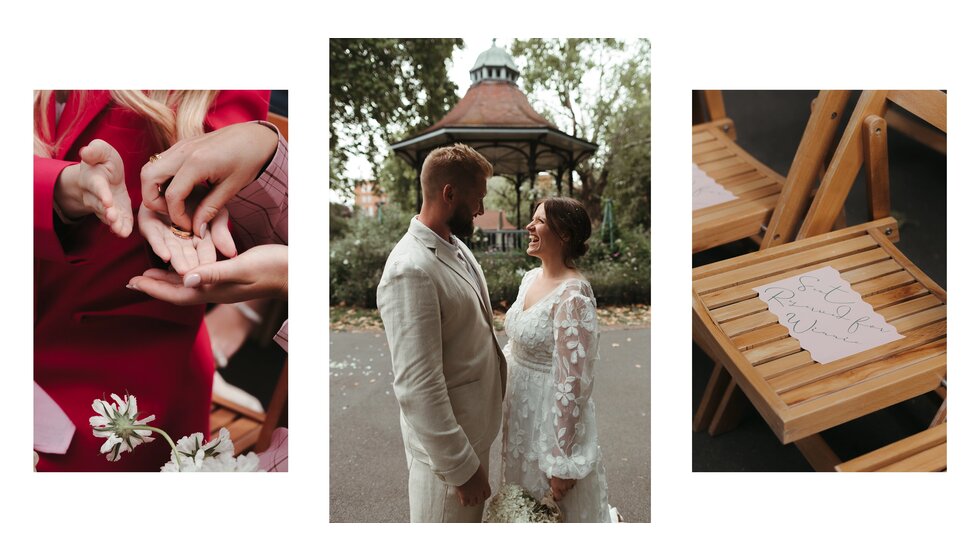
left=692, top=90, right=946, bottom=471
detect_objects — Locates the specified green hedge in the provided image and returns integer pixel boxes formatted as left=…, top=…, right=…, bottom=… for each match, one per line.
left=330, top=211, right=650, bottom=309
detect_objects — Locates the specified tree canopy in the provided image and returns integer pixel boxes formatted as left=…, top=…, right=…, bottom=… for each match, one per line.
left=329, top=38, right=462, bottom=200
left=510, top=39, right=651, bottom=230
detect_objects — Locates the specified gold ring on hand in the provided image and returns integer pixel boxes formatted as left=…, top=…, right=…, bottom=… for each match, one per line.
left=148, top=154, right=172, bottom=195
left=170, top=225, right=193, bottom=240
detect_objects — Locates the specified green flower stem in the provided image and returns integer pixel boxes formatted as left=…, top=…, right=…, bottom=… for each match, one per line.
left=140, top=426, right=182, bottom=472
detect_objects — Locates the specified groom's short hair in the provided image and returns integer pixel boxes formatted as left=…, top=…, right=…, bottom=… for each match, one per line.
left=421, top=144, right=493, bottom=200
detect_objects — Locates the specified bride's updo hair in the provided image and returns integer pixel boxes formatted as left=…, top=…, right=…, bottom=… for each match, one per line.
left=540, top=197, right=591, bottom=268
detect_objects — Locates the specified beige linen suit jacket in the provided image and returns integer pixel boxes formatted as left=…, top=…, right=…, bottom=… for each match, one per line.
left=377, top=218, right=507, bottom=487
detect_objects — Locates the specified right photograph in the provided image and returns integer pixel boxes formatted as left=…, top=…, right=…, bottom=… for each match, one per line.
left=692, top=90, right=947, bottom=472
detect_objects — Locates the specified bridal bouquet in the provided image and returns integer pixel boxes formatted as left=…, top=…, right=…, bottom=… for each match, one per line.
left=483, top=484, right=563, bottom=523
left=89, top=393, right=262, bottom=472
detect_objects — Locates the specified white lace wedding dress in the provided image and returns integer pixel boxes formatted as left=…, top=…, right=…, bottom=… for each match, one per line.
left=501, top=267, right=612, bottom=523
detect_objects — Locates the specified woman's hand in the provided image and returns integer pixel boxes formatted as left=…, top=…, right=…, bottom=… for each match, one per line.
left=137, top=204, right=236, bottom=275
left=549, top=476, right=577, bottom=501
left=127, top=244, right=287, bottom=305
left=53, top=139, right=134, bottom=237
left=139, top=121, right=278, bottom=235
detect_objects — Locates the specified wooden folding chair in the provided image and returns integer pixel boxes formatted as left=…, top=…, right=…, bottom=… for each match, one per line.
left=694, top=91, right=850, bottom=434
left=692, top=91, right=850, bottom=253
left=693, top=91, right=947, bottom=471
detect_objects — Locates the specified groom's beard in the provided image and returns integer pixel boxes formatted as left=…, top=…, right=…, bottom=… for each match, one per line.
left=447, top=204, right=475, bottom=238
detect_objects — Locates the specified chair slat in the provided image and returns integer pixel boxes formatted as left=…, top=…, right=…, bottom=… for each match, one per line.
left=768, top=317, right=946, bottom=394
left=779, top=338, right=946, bottom=405
left=836, top=423, right=946, bottom=472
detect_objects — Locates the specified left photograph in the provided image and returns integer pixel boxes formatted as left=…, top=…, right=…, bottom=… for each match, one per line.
left=34, top=90, right=289, bottom=472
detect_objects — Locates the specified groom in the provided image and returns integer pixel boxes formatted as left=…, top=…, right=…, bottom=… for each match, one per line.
left=377, top=144, right=507, bottom=522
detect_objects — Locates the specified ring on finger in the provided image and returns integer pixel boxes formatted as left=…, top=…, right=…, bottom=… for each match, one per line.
left=148, top=154, right=174, bottom=195
left=170, top=225, right=193, bottom=240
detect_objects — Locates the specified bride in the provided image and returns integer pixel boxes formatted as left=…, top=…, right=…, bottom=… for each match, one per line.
left=501, top=197, right=613, bottom=522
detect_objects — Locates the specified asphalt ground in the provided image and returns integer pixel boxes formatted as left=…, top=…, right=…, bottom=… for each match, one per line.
left=329, top=327, right=651, bottom=522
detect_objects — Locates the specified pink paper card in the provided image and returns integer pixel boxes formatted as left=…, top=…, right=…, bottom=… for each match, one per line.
left=693, top=163, right=738, bottom=210
left=752, top=266, right=904, bottom=364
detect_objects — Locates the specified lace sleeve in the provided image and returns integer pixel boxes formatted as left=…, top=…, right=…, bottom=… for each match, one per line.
left=540, top=284, right=599, bottom=480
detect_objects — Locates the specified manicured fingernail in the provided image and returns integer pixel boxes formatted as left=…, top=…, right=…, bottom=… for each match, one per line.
left=126, top=283, right=141, bottom=292
left=199, top=223, right=208, bottom=237
left=184, top=273, right=201, bottom=288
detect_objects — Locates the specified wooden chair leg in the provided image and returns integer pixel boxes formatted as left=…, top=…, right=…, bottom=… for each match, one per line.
left=708, top=376, right=747, bottom=436
left=794, top=434, right=841, bottom=472
left=930, top=398, right=947, bottom=428
left=694, top=362, right=727, bottom=432
left=256, top=358, right=288, bottom=452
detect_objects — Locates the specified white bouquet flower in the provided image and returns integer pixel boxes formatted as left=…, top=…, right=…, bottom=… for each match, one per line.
left=160, top=428, right=260, bottom=472
left=482, top=484, right=563, bottom=523
left=89, top=393, right=262, bottom=472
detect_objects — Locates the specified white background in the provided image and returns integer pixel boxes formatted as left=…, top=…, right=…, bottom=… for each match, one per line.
left=3, top=0, right=974, bottom=558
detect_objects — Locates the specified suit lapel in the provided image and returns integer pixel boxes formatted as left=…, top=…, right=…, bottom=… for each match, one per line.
left=55, top=91, right=112, bottom=159
left=410, top=219, right=494, bottom=326
left=457, top=241, right=494, bottom=323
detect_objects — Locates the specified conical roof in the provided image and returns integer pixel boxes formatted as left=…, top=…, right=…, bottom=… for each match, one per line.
left=423, top=80, right=554, bottom=132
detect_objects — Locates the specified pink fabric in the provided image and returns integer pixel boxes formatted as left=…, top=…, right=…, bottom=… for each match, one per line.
left=257, top=427, right=288, bottom=472
left=226, top=122, right=289, bottom=350
left=226, top=124, right=288, bottom=248
left=274, top=320, right=288, bottom=352
left=33, top=382, right=75, bottom=454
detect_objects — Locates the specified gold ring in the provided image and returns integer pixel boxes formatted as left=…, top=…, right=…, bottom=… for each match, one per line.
left=170, top=225, right=193, bottom=240
left=149, top=153, right=163, bottom=163
left=157, top=177, right=173, bottom=196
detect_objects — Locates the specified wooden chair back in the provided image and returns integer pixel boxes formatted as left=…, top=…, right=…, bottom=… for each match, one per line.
left=797, top=91, right=946, bottom=239
left=692, top=91, right=849, bottom=253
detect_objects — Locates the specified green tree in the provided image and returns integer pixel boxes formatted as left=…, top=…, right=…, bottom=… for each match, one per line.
left=329, top=38, right=463, bottom=200
left=510, top=39, right=651, bottom=229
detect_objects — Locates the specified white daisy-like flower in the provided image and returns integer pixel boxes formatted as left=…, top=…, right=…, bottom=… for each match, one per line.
left=565, top=339, right=586, bottom=364
left=543, top=445, right=589, bottom=478
left=555, top=377, right=577, bottom=407
left=560, top=317, right=580, bottom=337
left=89, top=394, right=156, bottom=462
left=160, top=428, right=262, bottom=472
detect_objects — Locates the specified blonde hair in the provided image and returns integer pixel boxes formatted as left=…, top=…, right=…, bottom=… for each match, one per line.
left=33, top=90, right=219, bottom=157
left=420, top=143, right=493, bottom=200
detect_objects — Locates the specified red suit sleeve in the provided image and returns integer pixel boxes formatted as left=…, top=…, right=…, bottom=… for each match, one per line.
left=34, top=155, right=81, bottom=263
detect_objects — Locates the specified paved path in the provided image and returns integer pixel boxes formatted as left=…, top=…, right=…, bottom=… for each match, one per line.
left=329, top=327, right=650, bottom=522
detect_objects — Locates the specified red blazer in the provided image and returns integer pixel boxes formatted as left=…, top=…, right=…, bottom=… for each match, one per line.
left=34, top=91, right=270, bottom=471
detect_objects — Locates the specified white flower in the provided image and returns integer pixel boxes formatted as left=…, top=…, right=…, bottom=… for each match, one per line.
left=507, top=427, right=525, bottom=459
left=543, top=451, right=588, bottom=478
left=483, top=484, right=561, bottom=523
left=566, top=339, right=586, bottom=364
left=555, top=378, right=577, bottom=407
left=160, top=428, right=262, bottom=472
left=89, top=394, right=156, bottom=462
